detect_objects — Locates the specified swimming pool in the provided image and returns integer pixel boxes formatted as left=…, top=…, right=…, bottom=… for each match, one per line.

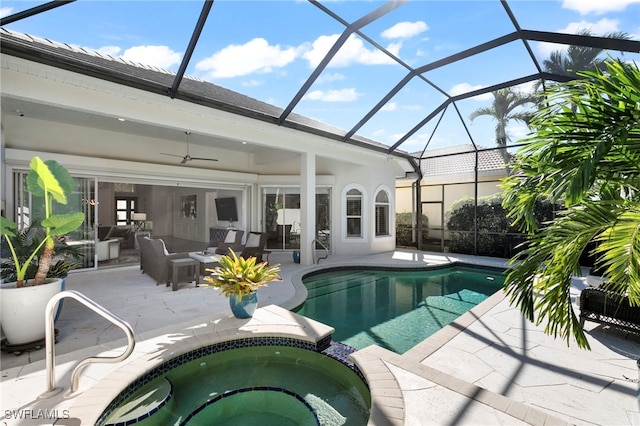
left=298, top=264, right=505, bottom=354
left=99, top=339, right=370, bottom=426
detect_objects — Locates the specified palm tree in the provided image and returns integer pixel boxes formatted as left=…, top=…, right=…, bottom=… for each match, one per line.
left=542, top=29, right=631, bottom=78
left=469, top=88, right=537, bottom=163
left=500, top=60, right=640, bottom=349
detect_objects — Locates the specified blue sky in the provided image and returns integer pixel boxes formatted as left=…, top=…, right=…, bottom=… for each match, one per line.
left=2, top=0, right=639, bottom=154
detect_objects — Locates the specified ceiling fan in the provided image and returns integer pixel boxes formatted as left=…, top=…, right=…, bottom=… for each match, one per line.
left=161, top=131, right=218, bottom=164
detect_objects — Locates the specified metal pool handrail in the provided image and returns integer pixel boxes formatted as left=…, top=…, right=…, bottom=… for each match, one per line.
left=312, top=239, right=329, bottom=264
left=39, top=290, right=136, bottom=399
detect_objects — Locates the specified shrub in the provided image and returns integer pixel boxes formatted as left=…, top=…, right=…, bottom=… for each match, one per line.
left=446, top=194, right=555, bottom=257
left=396, top=212, right=428, bottom=247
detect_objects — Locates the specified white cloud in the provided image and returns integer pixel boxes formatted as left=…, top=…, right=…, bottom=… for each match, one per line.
left=0, top=7, right=13, bottom=18
left=381, top=21, right=428, bottom=39
left=536, top=18, right=622, bottom=59
left=317, top=72, right=346, bottom=84
left=559, top=18, right=621, bottom=35
left=450, top=83, right=493, bottom=100
left=196, top=37, right=298, bottom=78
left=304, top=88, right=360, bottom=102
left=562, top=0, right=640, bottom=15
left=95, top=45, right=121, bottom=57
left=121, top=45, right=181, bottom=69
left=381, top=102, right=397, bottom=112
left=303, top=34, right=396, bottom=68
left=509, top=124, right=531, bottom=141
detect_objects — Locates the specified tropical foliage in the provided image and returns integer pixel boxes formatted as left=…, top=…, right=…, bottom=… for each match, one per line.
left=501, top=60, right=640, bottom=349
left=0, top=223, right=82, bottom=282
left=446, top=194, right=555, bottom=258
left=0, top=157, right=85, bottom=287
left=396, top=212, right=428, bottom=247
left=469, top=87, right=537, bottom=162
left=203, top=249, right=281, bottom=299
left=542, top=29, right=631, bottom=78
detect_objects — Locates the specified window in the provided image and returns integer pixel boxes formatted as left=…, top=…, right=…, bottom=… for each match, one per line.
left=346, top=188, right=362, bottom=237
left=116, top=197, right=136, bottom=226
left=375, top=190, right=390, bottom=236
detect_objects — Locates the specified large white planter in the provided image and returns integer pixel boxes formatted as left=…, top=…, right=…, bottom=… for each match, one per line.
left=0, top=279, right=62, bottom=346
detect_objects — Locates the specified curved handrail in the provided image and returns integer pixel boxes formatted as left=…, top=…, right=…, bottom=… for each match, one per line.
left=312, top=239, right=329, bottom=264
left=39, top=290, right=136, bottom=399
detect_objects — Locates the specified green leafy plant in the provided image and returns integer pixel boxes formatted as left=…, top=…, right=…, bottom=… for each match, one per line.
left=0, top=157, right=85, bottom=287
left=202, top=249, right=282, bottom=299
left=446, top=194, right=555, bottom=257
left=395, top=212, right=428, bottom=247
left=501, top=60, right=640, bottom=349
left=0, top=223, right=83, bottom=282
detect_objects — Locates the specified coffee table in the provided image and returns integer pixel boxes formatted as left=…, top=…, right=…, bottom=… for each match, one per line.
left=188, top=251, right=222, bottom=281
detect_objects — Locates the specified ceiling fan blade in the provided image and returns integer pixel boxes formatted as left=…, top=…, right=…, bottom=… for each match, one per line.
left=160, top=152, right=184, bottom=158
left=189, top=157, right=219, bottom=162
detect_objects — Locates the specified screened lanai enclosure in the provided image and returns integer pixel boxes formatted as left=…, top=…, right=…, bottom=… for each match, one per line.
left=1, top=0, right=639, bottom=260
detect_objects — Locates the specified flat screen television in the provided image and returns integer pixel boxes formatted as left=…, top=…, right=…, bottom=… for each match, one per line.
left=215, top=197, right=238, bottom=222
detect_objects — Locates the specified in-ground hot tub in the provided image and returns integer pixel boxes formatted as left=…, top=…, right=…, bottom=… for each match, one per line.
left=100, top=340, right=370, bottom=425
left=77, top=306, right=373, bottom=426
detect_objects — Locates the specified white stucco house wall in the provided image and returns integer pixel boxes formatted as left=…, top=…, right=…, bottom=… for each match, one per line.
left=0, top=29, right=418, bottom=267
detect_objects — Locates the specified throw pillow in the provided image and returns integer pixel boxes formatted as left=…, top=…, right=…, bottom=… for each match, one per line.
left=246, top=233, right=261, bottom=248
left=224, top=230, right=236, bottom=243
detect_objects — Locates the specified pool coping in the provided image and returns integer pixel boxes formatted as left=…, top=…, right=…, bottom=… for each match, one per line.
left=71, top=258, right=568, bottom=426
left=351, top=287, right=570, bottom=426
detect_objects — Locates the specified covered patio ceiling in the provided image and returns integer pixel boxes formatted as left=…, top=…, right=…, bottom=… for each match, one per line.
left=1, top=0, right=639, bottom=167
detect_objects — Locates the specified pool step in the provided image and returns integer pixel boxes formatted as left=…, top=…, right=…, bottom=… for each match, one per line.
left=306, top=273, right=386, bottom=298
left=103, top=377, right=172, bottom=425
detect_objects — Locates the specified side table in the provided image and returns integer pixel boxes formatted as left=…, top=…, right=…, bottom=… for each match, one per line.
left=168, top=258, right=198, bottom=291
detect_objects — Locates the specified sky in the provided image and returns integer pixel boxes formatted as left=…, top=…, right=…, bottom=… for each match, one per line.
left=1, top=0, right=639, bottom=155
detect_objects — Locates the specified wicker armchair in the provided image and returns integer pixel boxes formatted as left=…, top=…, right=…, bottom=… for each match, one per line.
left=238, top=232, right=270, bottom=262
left=579, top=288, right=640, bottom=333
left=138, top=236, right=190, bottom=285
left=206, top=229, right=244, bottom=255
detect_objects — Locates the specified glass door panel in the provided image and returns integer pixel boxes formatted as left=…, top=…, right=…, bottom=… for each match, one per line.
left=262, top=186, right=330, bottom=251
left=262, top=187, right=300, bottom=250
left=12, top=171, right=97, bottom=271
left=316, top=188, right=331, bottom=251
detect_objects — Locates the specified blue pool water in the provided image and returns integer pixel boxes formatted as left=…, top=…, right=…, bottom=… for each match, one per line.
left=298, top=264, right=505, bottom=354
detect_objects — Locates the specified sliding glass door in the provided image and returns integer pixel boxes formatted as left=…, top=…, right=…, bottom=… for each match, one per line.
left=13, top=171, right=97, bottom=270
left=262, top=186, right=331, bottom=251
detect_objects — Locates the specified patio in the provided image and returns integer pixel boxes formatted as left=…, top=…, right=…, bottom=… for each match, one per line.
left=1, top=249, right=639, bottom=425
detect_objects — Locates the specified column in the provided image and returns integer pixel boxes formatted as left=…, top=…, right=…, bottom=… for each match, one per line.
left=300, top=152, right=315, bottom=265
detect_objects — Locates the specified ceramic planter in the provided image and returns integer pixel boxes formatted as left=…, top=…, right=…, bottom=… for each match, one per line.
left=0, top=278, right=63, bottom=345
left=229, top=291, right=258, bottom=319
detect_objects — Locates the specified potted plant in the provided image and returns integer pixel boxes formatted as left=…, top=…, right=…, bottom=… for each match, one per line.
left=1, top=223, right=83, bottom=323
left=0, top=156, right=85, bottom=346
left=202, top=249, right=281, bottom=318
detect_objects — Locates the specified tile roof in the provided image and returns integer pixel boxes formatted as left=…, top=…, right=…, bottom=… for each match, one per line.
left=416, top=144, right=507, bottom=178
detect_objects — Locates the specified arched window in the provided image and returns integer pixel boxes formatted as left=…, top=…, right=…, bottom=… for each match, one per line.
left=375, top=190, right=390, bottom=236
left=346, top=188, right=362, bottom=238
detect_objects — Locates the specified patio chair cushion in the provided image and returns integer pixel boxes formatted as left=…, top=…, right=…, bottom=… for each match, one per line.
left=224, top=230, right=238, bottom=243
left=245, top=232, right=261, bottom=248
left=138, top=236, right=190, bottom=285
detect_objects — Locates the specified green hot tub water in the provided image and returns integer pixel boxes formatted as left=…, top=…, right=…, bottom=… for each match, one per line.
left=298, top=265, right=505, bottom=354
left=103, top=345, right=370, bottom=426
